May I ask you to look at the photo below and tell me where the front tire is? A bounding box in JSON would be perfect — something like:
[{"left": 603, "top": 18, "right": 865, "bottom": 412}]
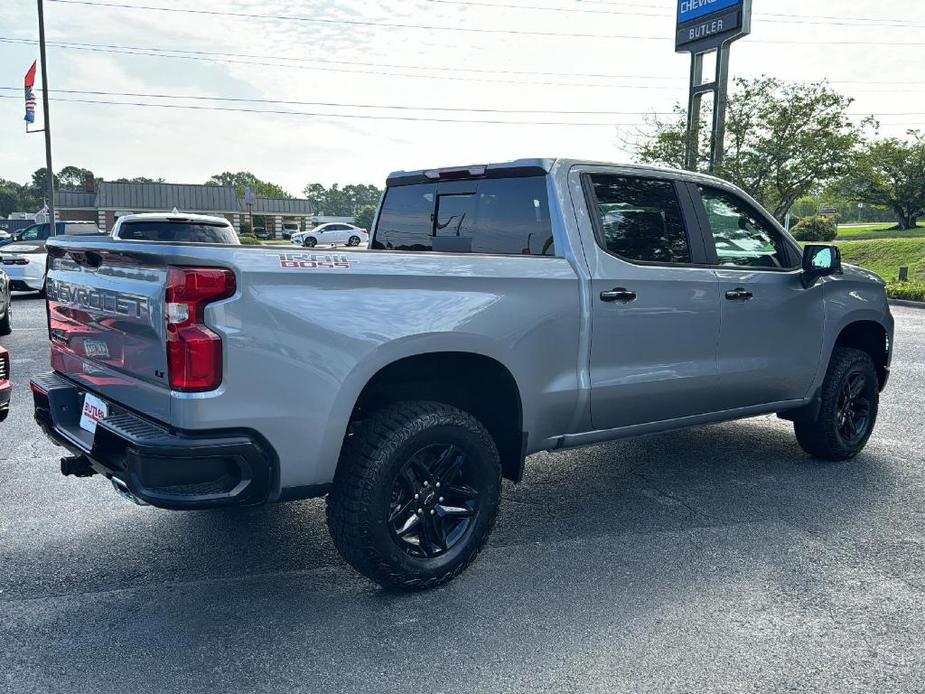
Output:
[
  {"left": 326, "top": 401, "right": 502, "bottom": 590},
  {"left": 302, "top": 237, "right": 317, "bottom": 248},
  {"left": 794, "top": 347, "right": 879, "bottom": 461}
]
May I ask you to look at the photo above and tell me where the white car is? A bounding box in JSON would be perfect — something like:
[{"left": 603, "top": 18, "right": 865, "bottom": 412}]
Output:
[
  {"left": 0, "top": 221, "right": 102, "bottom": 293},
  {"left": 291, "top": 223, "right": 368, "bottom": 248},
  {"left": 111, "top": 213, "right": 239, "bottom": 244}
]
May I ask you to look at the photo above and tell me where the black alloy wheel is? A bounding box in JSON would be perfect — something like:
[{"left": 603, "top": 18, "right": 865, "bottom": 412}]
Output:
[
  {"left": 794, "top": 347, "right": 879, "bottom": 461},
  {"left": 302, "top": 237, "right": 317, "bottom": 248},
  {"left": 836, "top": 371, "right": 872, "bottom": 445},
  {"left": 387, "top": 443, "right": 481, "bottom": 558},
  {"left": 326, "top": 401, "right": 501, "bottom": 590}
]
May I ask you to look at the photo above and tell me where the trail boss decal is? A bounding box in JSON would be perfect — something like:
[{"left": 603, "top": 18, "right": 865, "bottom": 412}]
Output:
[{"left": 273, "top": 252, "right": 351, "bottom": 270}]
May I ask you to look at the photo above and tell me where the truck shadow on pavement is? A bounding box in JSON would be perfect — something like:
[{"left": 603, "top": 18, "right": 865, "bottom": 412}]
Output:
[{"left": 7, "top": 415, "right": 890, "bottom": 599}]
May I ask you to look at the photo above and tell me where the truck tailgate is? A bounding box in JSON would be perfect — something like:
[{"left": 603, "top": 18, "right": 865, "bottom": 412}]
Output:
[{"left": 46, "top": 245, "right": 172, "bottom": 422}]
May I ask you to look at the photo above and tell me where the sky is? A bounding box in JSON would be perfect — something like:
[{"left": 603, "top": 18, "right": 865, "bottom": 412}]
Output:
[{"left": 1, "top": 0, "right": 924, "bottom": 197}]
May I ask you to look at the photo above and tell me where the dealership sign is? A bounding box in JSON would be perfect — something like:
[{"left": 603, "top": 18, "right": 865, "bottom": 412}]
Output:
[{"left": 676, "top": 0, "right": 751, "bottom": 52}]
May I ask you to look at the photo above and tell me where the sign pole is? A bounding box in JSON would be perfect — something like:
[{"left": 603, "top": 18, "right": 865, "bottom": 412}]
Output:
[
  {"left": 709, "top": 43, "right": 731, "bottom": 173},
  {"left": 685, "top": 52, "right": 704, "bottom": 171},
  {"left": 676, "top": 0, "right": 751, "bottom": 174},
  {"left": 37, "top": 0, "right": 55, "bottom": 224}
]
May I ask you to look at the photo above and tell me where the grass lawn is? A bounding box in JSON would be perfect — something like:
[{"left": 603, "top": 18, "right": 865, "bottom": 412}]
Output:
[
  {"left": 835, "top": 237, "right": 925, "bottom": 301},
  {"left": 835, "top": 223, "right": 925, "bottom": 241}
]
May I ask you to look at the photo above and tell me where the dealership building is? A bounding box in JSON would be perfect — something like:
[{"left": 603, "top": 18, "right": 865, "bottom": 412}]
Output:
[{"left": 53, "top": 179, "right": 319, "bottom": 234}]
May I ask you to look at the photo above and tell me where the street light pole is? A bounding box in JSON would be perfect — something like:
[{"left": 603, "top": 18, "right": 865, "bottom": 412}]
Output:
[{"left": 37, "top": 0, "right": 55, "bottom": 225}]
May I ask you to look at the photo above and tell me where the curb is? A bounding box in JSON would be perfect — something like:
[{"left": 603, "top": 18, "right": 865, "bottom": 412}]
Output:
[{"left": 889, "top": 299, "right": 925, "bottom": 310}]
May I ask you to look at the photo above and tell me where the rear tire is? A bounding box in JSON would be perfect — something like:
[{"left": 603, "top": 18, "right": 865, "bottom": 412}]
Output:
[
  {"left": 326, "top": 401, "right": 501, "bottom": 590},
  {"left": 794, "top": 347, "right": 879, "bottom": 461},
  {"left": 348, "top": 235, "right": 361, "bottom": 247}
]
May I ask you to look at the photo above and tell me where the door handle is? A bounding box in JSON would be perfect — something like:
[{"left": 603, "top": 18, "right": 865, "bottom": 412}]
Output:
[
  {"left": 600, "top": 288, "right": 637, "bottom": 303},
  {"left": 725, "top": 288, "right": 753, "bottom": 301}
]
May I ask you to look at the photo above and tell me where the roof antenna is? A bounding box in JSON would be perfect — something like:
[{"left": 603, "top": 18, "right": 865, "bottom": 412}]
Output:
[{"left": 171, "top": 206, "right": 180, "bottom": 214}]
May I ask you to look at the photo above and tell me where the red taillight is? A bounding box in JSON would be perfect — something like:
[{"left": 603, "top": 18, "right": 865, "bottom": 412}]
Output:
[{"left": 165, "top": 267, "right": 236, "bottom": 392}]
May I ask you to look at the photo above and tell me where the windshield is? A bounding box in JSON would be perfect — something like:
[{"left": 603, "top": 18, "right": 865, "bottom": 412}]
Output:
[{"left": 118, "top": 222, "right": 239, "bottom": 244}]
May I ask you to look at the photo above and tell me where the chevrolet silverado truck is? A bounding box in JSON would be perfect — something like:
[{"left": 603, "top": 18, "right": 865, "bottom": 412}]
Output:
[{"left": 31, "top": 159, "right": 894, "bottom": 589}]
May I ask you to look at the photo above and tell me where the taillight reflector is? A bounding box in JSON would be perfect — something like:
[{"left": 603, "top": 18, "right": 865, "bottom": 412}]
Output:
[{"left": 165, "top": 267, "right": 235, "bottom": 392}]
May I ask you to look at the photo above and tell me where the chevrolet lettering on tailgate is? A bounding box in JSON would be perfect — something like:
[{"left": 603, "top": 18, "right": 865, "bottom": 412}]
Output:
[{"left": 46, "top": 279, "right": 151, "bottom": 319}]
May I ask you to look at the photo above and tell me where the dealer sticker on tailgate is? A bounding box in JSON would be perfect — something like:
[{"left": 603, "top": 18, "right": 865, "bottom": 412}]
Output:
[{"left": 79, "top": 393, "right": 108, "bottom": 434}]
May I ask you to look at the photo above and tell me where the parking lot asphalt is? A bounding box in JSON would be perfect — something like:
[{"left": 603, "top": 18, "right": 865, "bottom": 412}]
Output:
[{"left": 1, "top": 293, "right": 924, "bottom": 694}]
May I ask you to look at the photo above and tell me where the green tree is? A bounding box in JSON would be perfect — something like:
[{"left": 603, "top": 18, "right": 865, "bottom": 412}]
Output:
[
  {"left": 303, "top": 182, "right": 382, "bottom": 216},
  {"left": 111, "top": 176, "right": 166, "bottom": 184},
  {"left": 56, "top": 165, "right": 95, "bottom": 189},
  {"left": 835, "top": 133, "right": 925, "bottom": 230},
  {"left": 354, "top": 204, "right": 376, "bottom": 230},
  {"left": 206, "top": 171, "right": 292, "bottom": 199},
  {"left": 0, "top": 179, "right": 40, "bottom": 217},
  {"left": 633, "top": 77, "right": 865, "bottom": 222},
  {"left": 30, "top": 167, "right": 56, "bottom": 200}
]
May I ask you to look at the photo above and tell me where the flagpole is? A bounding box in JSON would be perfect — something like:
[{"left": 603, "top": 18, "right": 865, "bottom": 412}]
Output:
[{"left": 37, "top": 0, "right": 55, "bottom": 225}]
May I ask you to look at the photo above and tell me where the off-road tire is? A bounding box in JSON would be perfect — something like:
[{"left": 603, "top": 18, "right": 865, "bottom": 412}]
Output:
[
  {"left": 795, "top": 347, "right": 879, "bottom": 461},
  {"left": 326, "top": 401, "right": 501, "bottom": 590}
]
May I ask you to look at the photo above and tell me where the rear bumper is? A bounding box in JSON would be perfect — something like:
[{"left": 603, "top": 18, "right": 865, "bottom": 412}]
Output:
[
  {"left": 2, "top": 259, "right": 45, "bottom": 290},
  {"left": 31, "top": 372, "right": 277, "bottom": 510}
]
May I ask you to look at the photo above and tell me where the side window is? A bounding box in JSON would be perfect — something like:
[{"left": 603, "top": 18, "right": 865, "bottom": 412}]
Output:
[
  {"left": 19, "top": 226, "right": 40, "bottom": 241},
  {"left": 589, "top": 175, "right": 692, "bottom": 264},
  {"left": 699, "top": 186, "right": 796, "bottom": 269}
]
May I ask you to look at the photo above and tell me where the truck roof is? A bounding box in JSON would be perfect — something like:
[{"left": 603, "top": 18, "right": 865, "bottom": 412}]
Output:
[
  {"left": 114, "top": 212, "right": 232, "bottom": 226},
  {"left": 386, "top": 158, "right": 732, "bottom": 187}
]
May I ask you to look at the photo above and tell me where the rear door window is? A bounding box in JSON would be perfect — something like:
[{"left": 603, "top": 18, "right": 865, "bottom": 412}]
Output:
[
  {"left": 118, "top": 222, "right": 239, "bottom": 244},
  {"left": 373, "top": 176, "right": 555, "bottom": 256},
  {"left": 588, "top": 175, "right": 692, "bottom": 264}
]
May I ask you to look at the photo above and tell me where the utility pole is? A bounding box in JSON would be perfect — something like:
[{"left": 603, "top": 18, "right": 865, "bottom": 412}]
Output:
[{"left": 37, "top": 0, "right": 55, "bottom": 225}]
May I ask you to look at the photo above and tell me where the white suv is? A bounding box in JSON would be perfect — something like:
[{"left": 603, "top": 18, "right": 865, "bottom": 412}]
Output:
[{"left": 291, "top": 223, "right": 368, "bottom": 248}]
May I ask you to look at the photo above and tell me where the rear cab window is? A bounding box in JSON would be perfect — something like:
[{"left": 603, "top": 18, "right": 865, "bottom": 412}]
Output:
[
  {"left": 118, "top": 221, "right": 239, "bottom": 244},
  {"left": 373, "top": 176, "right": 555, "bottom": 256}
]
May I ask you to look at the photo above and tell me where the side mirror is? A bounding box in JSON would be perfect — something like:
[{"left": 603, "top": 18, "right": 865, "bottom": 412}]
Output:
[{"left": 802, "top": 244, "right": 842, "bottom": 287}]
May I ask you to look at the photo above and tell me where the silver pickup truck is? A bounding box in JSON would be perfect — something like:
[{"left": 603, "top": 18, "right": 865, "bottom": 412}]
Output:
[{"left": 31, "top": 159, "right": 894, "bottom": 589}]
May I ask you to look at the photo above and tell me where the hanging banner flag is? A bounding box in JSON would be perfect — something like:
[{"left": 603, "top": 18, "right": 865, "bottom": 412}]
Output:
[{"left": 24, "top": 60, "right": 37, "bottom": 124}]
